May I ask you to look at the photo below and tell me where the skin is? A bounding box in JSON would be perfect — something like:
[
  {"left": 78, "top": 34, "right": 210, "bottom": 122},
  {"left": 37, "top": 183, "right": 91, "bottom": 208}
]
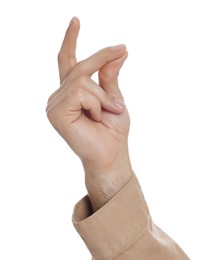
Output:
[{"left": 46, "top": 17, "right": 133, "bottom": 211}]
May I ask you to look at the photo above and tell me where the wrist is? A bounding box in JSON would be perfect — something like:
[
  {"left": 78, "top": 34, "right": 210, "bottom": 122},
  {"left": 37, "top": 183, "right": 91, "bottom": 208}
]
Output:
[{"left": 83, "top": 148, "right": 133, "bottom": 211}]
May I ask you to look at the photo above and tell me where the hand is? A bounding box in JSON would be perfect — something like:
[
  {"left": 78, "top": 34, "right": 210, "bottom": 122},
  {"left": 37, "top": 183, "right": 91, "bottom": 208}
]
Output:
[{"left": 46, "top": 17, "right": 133, "bottom": 210}]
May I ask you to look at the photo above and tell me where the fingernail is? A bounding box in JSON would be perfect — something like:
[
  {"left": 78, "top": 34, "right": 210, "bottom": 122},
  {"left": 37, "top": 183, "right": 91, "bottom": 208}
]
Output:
[
  {"left": 72, "top": 16, "right": 78, "bottom": 23},
  {"left": 113, "top": 99, "right": 126, "bottom": 110},
  {"left": 111, "top": 44, "right": 125, "bottom": 51},
  {"left": 69, "top": 17, "right": 77, "bottom": 25},
  {"left": 69, "top": 18, "right": 74, "bottom": 25}
]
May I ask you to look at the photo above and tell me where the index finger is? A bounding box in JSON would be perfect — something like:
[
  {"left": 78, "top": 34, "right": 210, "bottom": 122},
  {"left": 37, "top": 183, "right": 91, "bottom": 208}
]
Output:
[{"left": 67, "top": 44, "right": 126, "bottom": 82}]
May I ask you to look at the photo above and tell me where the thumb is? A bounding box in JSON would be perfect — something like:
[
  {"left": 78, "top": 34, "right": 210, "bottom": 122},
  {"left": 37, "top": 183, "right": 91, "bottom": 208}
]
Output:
[{"left": 98, "top": 51, "right": 128, "bottom": 99}]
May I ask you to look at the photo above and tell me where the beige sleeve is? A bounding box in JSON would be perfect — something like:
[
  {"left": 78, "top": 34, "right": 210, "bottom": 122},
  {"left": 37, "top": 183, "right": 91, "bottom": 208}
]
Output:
[{"left": 72, "top": 174, "right": 190, "bottom": 260}]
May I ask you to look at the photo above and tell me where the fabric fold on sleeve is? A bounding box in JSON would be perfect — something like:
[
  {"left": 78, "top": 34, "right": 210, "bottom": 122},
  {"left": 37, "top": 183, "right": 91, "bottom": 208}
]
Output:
[{"left": 72, "top": 174, "right": 189, "bottom": 260}]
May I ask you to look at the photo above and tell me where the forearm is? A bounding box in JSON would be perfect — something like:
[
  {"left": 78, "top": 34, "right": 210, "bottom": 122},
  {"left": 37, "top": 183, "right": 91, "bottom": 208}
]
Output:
[{"left": 83, "top": 147, "right": 133, "bottom": 211}]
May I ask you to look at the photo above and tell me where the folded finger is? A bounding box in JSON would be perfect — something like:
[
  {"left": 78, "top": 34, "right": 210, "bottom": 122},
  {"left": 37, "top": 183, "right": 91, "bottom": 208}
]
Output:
[{"left": 99, "top": 51, "right": 128, "bottom": 98}]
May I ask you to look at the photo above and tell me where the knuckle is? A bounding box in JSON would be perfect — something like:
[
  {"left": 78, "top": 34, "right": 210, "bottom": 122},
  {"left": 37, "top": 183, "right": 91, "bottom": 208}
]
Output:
[
  {"left": 99, "top": 47, "right": 110, "bottom": 58},
  {"left": 76, "top": 75, "right": 89, "bottom": 86},
  {"left": 74, "top": 60, "right": 86, "bottom": 73},
  {"left": 47, "top": 92, "right": 55, "bottom": 104},
  {"left": 46, "top": 107, "right": 55, "bottom": 122},
  {"left": 46, "top": 108, "right": 62, "bottom": 133},
  {"left": 95, "top": 50, "right": 108, "bottom": 65},
  {"left": 46, "top": 103, "right": 64, "bottom": 130},
  {"left": 99, "top": 68, "right": 119, "bottom": 81},
  {"left": 68, "top": 54, "right": 76, "bottom": 60},
  {"left": 58, "top": 52, "right": 77, "bottom": 61},
  {"left": 105, "top": 92, "right": 114, "bottom": 103},
  {"left": 57, "top": 52, "right": 62, "bottom": 60},
  {"left": 98, "top": 69, "right": 109, "bottom": 81},
  {"left": 73, "top": 87, "right": 85, "bottom": 101},
  {"left": 57, "top": 52, "right": 66, "bottom": 62}
]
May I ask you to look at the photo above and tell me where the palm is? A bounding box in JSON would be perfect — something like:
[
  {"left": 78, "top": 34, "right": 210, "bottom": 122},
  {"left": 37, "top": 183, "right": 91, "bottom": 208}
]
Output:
[{"left": 64, "top": 105, "right": 130, "bottom": 168}]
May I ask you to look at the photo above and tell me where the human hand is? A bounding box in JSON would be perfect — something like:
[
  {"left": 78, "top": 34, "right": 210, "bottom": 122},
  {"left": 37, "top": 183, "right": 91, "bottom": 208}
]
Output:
[{"left": 46, "top": 17, "right": 133, "bottom": 209}]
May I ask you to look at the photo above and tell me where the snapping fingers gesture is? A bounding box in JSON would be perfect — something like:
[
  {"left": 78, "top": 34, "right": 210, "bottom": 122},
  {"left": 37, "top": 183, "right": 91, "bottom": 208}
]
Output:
[{"left": 46, "top": 17, "right": 132, "bottom": 183}]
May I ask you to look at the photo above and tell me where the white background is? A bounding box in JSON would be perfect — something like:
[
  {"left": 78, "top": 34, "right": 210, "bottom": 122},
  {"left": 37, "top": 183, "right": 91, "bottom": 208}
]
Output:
[{"left": 0, "top": 0, "right": 213, "bottom": 259}]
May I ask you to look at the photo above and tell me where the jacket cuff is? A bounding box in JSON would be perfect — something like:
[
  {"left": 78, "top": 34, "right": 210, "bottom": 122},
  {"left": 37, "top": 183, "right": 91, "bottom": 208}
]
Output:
[{"left": 72, "top": 174, "right": 149, "bottom": 260}]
